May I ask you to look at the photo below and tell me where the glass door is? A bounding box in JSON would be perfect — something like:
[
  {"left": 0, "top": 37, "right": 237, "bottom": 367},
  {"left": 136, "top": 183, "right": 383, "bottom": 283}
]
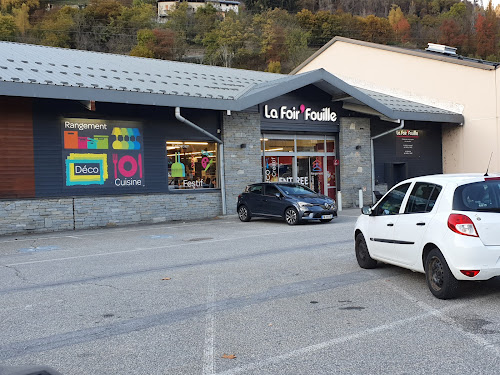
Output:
[
  {"left": 262, "top": 135, "right": 337, "bottom": 197},
  {"left": 297, "top": 156, "right": 325, "bottom": 194}
]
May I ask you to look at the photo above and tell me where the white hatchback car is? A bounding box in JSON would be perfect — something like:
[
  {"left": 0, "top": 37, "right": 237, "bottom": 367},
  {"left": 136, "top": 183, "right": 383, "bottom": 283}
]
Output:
[{"left": 354, "top": 174, "right": 500, "bottom": 299}]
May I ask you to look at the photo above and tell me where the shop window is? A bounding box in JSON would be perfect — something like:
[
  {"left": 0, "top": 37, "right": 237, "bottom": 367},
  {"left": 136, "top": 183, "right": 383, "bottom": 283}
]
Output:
[
  {"left": 265, "top": 139, "right": 294, "bottom": 152},
  {"left": 296, "top": 139, "right": 324, "bottom": 152},
  {"left": 167, "top": 141, "right": 217, "bottom": 190},
  {"left": 263, "top": 156, "right": 293, "bottom": 183}
]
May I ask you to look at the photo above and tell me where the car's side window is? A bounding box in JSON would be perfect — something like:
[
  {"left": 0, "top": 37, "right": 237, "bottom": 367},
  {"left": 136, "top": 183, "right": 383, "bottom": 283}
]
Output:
[
  {"left": 249, "top": 185, "right": 263, "bottom": 195},
  {"left": 265, "top": 185, "right": 280, "bottom": 196},
  {"left": 374, "top": 183, "right": 411, "bottom": 215},
  {"left": 405, "top": 182, "right": 442, "bottom": 214}
]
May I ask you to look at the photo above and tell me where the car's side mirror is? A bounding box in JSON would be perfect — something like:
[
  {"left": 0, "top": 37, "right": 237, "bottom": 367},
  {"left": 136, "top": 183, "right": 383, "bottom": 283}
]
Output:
[
  {"left": 275, "top": 193, "right": 281, "bottom": 199},
  {"left": 361, "top": 205, "right": 372, "bottom": 215}
]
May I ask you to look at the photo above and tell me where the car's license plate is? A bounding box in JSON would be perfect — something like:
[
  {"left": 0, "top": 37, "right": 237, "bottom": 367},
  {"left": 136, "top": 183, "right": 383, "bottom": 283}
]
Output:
[{"left": 321, "top": 214, "right": 333, "bottom": 219}]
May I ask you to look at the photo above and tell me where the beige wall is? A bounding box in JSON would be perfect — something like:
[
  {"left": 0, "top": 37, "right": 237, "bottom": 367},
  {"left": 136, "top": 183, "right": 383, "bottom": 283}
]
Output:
[{"left": 296, "top": 40, "right": 500, "bottom": 174}]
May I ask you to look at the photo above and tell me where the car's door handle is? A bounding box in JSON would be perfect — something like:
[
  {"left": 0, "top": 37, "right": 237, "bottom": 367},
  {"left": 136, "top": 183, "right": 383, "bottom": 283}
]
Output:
[
  {"left": 416, "top": 222, "right": 426, "bottom": 226},
  {"left": 387, "top": 223, "right": 394, "bottom": 227}
]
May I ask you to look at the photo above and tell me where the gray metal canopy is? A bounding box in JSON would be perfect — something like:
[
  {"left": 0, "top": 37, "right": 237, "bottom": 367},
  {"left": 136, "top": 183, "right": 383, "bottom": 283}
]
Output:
[{"left": 0, "top": 41, "right": 464, "bottom": 124}]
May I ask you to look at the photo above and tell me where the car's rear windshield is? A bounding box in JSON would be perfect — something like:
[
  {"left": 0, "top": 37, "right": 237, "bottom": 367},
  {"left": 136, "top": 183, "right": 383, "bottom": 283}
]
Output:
[
  {"left": 279, "top": 184, "right": 316, "bottom": 196},
  {"left": 453, "top": 179, "right": 500, "bottom": 212}
]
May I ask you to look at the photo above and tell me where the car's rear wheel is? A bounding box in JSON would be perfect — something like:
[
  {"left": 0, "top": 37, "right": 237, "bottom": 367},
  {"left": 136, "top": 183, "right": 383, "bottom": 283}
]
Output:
[
  {"left": 238, "top": 205, "right": 251, "bottom": 222},
  {"left": 284, "top": 207, "right": 300, "bottom": 225},
  {"left": 425, "top": 248, "right": 459, "bottom": 299},
  {"left": 355, "top": 233, "right": 377, "bottom": 269}
]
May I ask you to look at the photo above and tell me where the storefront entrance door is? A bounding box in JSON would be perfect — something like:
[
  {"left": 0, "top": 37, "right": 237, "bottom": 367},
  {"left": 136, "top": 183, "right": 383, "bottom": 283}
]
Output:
[{"left": 262, "top": 135, "right": 337, "bottom": 199}]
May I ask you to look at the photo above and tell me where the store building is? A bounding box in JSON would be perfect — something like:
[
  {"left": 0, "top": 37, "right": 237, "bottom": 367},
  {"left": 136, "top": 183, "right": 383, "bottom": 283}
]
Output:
[
  {"left": 292, "top": 37, "right": 500, "bottom": 181},
  {"left": 0, "top": 42, "right": 462, "bottom": 235}
]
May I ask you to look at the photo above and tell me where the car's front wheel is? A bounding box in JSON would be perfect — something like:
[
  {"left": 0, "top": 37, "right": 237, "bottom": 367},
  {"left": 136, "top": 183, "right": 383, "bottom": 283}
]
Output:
[
  {"left": 237, "top": 205, "right": 251, "bottom": 222},
  {"left": 355, "top": 233, "right": 377, "bottom": 269},
  {"left": 425, "top": 248, "right": 459, "bottom": 299},
  {"left": 284, "top": 207, "right": 300, "bottom": 225}
]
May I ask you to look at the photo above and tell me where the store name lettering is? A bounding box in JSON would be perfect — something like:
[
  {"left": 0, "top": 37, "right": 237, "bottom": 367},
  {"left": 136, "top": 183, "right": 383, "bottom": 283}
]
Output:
[
  {"left": 263, "top": 105, "right": 337, "bottom": 122},
  {"left": 183, "top": 179, "right": 204, "bottom": 188},
  {"left": 396, "top": 130, "right": 419, "bottom": 137},
  {"left": 65, "top": 121, "right": 108, "bottom": 131}
]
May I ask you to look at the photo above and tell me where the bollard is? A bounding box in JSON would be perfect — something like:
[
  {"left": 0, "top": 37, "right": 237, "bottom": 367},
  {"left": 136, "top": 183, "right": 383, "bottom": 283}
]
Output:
[
  {"left": 337, "top": 191, "right": 342, "bottom": 212},
  {"left": 359, "top": 189, "right": 363, "bottom": 208}
]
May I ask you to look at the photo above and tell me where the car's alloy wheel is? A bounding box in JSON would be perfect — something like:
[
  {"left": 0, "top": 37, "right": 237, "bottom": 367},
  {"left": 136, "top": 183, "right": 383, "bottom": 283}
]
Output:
[
  {"left": 238, "top": 205, "right": 251, "bottom": 222},
  {"left": 355, "top": 233, "right": 377, "bottom": 269},
  {"left": 425, "top": 248, "right": 459, "bottom": 299},
  {"left": 285, "top": 207, "right": 299, "bottom": 225}
]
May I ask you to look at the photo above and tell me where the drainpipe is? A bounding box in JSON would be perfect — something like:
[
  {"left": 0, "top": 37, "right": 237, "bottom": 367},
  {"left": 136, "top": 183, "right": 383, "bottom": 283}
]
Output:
[
  {"left": 175, "top": 107, "right": 226, "bottom": 215},
  {"left": 370, "top": 120, "right": 404, "bottom": 202}
]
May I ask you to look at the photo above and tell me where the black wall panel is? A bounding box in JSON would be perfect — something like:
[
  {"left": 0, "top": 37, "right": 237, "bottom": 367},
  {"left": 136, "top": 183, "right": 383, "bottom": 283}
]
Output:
[
  {"left": 33, "top": 99, "right": 220, "bottom": 197},
  {"left": 372, "top": 119, "right": 443, "bottom": 188}
]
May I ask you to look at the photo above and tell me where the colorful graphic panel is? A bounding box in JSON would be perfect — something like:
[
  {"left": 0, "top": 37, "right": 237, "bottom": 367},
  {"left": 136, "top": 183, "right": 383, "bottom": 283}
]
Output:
[{"left": 62, "top": 118, "right": 145, "bottom": 189}]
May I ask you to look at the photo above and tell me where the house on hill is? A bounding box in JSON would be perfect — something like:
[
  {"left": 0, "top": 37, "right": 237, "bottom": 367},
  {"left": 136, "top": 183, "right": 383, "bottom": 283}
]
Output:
[{"left": 157, "top": 0, "right": 239, "bottom": 20}]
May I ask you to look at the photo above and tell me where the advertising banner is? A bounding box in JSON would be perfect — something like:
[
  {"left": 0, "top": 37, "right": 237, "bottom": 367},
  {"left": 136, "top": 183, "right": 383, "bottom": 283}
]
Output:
[
  {"left": 396, "top": 129, "right": 420, "bottom": 157},
  {"left": 62, "top": 118, "right": 145, "bottom": 189}
]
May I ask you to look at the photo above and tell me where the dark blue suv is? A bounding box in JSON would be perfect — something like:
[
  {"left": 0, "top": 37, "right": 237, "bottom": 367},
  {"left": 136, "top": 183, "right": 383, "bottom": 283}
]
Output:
[{"left": 237, "top": 182, "right": 337, "bottom": 225}]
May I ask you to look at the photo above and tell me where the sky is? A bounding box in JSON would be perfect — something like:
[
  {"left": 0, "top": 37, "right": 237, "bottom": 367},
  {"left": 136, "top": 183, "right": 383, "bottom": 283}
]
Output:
[{"left": 476, "top": 0, "right": 500, "bottom": 8}]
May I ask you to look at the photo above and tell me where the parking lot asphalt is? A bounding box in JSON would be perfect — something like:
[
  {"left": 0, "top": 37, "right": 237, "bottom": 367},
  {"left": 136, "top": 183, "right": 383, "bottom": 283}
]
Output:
[{"left": 1, "top": 209, "right": 500, "bottom": 375}]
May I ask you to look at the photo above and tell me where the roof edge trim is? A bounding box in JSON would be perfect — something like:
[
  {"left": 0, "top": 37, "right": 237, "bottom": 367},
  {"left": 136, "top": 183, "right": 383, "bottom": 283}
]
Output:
[{"left": 291, "top": 36, "right": 497, "bottom": 74}]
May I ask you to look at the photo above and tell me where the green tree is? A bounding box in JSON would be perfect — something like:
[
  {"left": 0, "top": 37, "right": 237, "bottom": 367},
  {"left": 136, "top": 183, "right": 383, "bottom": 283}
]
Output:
[
  {"left": 388, "top": 5, "right": 411, "bottom": 43},
  {"left": 35, "top": 6, "right": 76, "bottom": 47},
  {"left": 0, "top": 13, "right": 17, "bottom": 40},
  {"left": 203, "top": 12, "right": 252, "bottom": 67},
  {"left": 193, "top": 4, "right": 220, "bottom": 44},
  {"left": 12, "top": 3, "right": 30, "bottom": 36},
  {"left": 360, "top": 15, "right": 394, "bottom": 44},
  {"left": 130, "top": 28, "right": 155, "bottom": 57},
  {"left": 107, "top": 1, "right": 154, "bottom": 53},
  {"left": 1, "top": 0, "right": 38, "bottom": 13}
]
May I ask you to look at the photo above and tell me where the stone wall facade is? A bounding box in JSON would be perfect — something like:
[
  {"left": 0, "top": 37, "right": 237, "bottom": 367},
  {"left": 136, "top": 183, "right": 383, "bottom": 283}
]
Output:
[
  {"left": 0, "top": 192, "right": 221, "bottom": 236},
  {"left": 222, "top": 111, "right": 263, "bottom": 214},
  {"left": 339, "top": 117, "right": 372, "bottom": 208}
]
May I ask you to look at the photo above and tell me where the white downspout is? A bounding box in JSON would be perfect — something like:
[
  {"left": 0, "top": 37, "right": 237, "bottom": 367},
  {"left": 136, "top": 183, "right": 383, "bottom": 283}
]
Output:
[
  {"left": 370, "top": 120, "right": 404, "bottom": 201},
  {"left": 175, "top": 107, "right": 226, "bottom": 215}
]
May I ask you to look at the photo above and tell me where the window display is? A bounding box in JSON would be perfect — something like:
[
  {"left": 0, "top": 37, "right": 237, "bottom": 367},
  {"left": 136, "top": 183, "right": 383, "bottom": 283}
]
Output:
[{"left": 167, "top": 141, "right": 218, "bottom": 190}]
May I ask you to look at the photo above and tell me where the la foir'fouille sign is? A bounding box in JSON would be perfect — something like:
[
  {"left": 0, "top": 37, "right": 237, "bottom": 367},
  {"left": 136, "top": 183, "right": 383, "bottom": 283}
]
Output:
[
  {"left": 62, "top": 118, "right": 145, "bottom": 189},
  {"left": 262, "top": 104, "right": 338, "bottom": 123}
]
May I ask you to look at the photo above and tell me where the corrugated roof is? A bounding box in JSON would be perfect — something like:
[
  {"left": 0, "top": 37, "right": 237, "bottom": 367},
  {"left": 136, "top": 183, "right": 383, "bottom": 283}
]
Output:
[
  {"left": 0, "top": 41, "right": 463, "bottom": 123},
  {"left": 0, "top": 41, "right": 284, "bottom": 109}
]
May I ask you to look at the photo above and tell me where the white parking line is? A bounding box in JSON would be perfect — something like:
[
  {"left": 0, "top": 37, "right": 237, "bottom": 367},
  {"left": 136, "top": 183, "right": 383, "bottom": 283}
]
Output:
[
  {"left": 214, "top": 303, "right": 464, "bottom": 375},
  {"left": 203, "top": 275, "right": 216, "bottom": 375},
  {"left": 386, "top": 282, "right": 500, "bottom": 357}
]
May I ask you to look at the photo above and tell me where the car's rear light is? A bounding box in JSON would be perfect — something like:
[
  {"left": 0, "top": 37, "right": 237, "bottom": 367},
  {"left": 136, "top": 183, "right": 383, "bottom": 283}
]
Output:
[
  {"left": 460, "top": 270, "right": 480, "bottom": 277},
  {"left": 238, "top": 194, "right": 242, "bottom": 199},
  {"left": 485, "top": 177, "right": 500, "bottom": 181},
  {"left": 447, "top": 214, "right": 478, "bottom": 237}
]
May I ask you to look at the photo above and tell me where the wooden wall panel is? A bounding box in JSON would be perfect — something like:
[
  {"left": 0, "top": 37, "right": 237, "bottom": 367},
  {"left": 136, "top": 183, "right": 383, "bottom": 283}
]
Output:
[{"left": 0, "top": 96, "right": 35, "bottom": 198}]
